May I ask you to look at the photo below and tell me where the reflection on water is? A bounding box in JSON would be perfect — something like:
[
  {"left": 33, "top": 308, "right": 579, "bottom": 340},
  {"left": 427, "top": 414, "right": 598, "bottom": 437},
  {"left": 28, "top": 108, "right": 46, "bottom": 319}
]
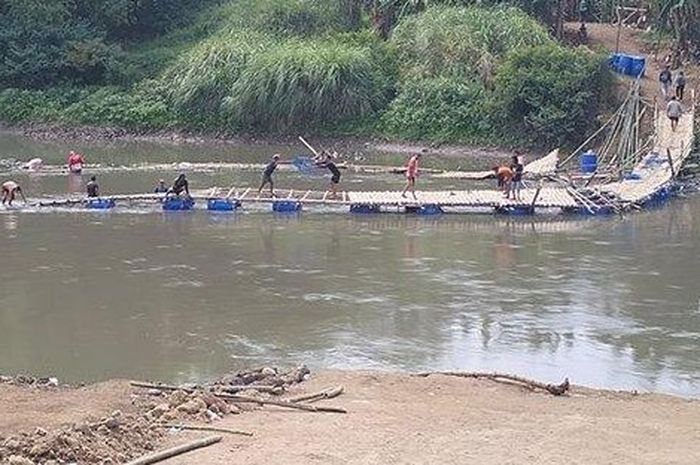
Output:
[{"left": 0, "top": 135, "right": 699, "bottom": 396}]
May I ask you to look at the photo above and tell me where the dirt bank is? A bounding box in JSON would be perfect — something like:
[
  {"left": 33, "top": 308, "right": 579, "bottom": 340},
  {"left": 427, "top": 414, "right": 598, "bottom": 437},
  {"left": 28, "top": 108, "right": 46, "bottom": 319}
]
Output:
[{"left": 2, "top": 370, "right": 700, "bottom": 465}]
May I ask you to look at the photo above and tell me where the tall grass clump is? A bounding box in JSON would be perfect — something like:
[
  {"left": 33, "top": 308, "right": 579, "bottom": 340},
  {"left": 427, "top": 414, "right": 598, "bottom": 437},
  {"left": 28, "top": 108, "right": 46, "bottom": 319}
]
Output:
[
  {"left": 390, "top": 5, "right": 549, "bottom": 79},
  {"left": 162, "top": 30, "right": 272, "bottom": 126},
  {"left": 225, "top": 39, "right": 394, "bottom": 130},
  {"left": 200, "top": 0, "right": 344, "bottom": 38}
]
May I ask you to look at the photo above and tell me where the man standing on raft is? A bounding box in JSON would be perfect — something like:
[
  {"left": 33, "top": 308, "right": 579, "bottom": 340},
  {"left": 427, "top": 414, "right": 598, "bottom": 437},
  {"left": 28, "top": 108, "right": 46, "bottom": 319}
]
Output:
[
  {"left": 258, "top": 154, "right": 281, "bottom": 197},
  {"left": 315, "top": 151, "right": 341, "bottom": 199},
  {"left": 401, "top": 153, "right": 421, "bottom": 200},
  {"left": 2, "top": 180, "right": 26, "bottom": 206}
]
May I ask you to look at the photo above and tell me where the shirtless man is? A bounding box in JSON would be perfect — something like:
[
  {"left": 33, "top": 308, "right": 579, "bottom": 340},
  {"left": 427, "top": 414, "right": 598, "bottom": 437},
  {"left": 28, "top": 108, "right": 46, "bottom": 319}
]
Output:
[
  {"left": 2, "top": 181, "right": 26, "bottom": 206},
  {"left": 401, "top": 153, "right": 422, "bottom": 200}
]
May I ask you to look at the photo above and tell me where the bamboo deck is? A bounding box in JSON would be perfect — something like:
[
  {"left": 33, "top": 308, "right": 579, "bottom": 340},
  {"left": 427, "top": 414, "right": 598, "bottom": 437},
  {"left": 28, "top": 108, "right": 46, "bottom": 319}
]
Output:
[{"left": 600, "top": 107, "right": 695, "bottom": 203}]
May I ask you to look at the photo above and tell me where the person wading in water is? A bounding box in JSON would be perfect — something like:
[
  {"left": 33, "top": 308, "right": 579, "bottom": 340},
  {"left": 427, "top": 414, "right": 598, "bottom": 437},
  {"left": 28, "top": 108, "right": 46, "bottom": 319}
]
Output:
[{"left": 86, "top": 176, "right": 99, "bottom": 198}]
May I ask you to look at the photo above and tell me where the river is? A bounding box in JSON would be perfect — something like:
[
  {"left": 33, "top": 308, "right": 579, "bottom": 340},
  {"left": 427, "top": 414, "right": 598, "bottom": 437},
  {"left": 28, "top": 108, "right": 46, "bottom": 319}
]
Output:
[{"left": 1, "top": 133, "right": 699, "bottom": 396}]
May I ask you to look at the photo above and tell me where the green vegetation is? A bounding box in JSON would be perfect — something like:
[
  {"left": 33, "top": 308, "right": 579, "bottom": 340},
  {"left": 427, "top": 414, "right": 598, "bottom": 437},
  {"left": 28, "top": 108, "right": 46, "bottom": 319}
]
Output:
[{"left": 0, "top": 0, "right": 614, "bottom": 149}]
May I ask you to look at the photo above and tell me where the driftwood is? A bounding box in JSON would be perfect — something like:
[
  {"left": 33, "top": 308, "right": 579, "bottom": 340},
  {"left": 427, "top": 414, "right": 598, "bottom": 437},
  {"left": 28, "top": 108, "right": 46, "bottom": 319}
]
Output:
[
  {"left": 130, "top": 381, "right": 282, "bottom": 395},
  {"left": 413, "top": 372, "right": 570, "bottom": 396},
  {"left": 288, "top": 386, "right": 344, "bottom": 404},
  {"left": 123, "top": 435, "right": 222, "bottom": 465},
  {"left": 216, "top": 392, "right": 347, "bottom": 413},
  {"left": 130, "top": 381, "right": 343, "bottom": 412},
  {"left": 157, "top": 423, "right": 253, "bottom": 436}
]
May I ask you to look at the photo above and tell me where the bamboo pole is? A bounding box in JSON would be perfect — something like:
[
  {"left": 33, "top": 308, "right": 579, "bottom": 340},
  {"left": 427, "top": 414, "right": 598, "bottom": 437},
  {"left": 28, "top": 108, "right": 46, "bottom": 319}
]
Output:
[
  {"left": 156, "top": 424, "right": 253, "bottom": 436},
  {"left": 123, "top": 436, "right": 222, "bottom": 465}
]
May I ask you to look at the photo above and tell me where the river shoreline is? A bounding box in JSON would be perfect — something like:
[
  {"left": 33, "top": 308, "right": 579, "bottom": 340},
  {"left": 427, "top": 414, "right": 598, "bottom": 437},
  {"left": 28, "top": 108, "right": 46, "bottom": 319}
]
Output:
[
  {"left": 0, "top": 122, "right": 522, "bottom": 160},
  {"left": 2, "top": 369, "right": 700, "bottom": 464}
]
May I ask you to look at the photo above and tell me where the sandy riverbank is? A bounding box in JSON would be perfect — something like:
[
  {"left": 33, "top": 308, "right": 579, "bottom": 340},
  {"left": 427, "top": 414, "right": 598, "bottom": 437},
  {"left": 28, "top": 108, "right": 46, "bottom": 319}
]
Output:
[{"left": 2, "top": 370, "right": 700, "bottom": 465}]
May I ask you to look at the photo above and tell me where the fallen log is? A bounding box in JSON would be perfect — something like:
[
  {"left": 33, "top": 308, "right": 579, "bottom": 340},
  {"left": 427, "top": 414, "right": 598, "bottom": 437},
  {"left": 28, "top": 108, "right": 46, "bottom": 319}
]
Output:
[
  {"left": 123, "top": 435, "right": 221, "bottom": 465},
  {"left": 216, "top": 393, "right": 347, "bottom": 413},
  {"left": 156, "top": 423, "right": 253, "bottom": 436},
  {"left": 288, "top": 386, "right": 344, "bottom": 404},
  {"left": 413, "top": 372, "right": 570, "bottom": 396},
  {"left": 130, "top": 381, "right": 281, "bottom": 395}
]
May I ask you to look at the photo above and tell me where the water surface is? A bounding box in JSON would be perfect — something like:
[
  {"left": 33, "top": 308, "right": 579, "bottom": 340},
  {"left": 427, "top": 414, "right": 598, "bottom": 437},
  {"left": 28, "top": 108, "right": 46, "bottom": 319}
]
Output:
[{"left": 1, "top": 134, "right": 699, "bottom": 396}]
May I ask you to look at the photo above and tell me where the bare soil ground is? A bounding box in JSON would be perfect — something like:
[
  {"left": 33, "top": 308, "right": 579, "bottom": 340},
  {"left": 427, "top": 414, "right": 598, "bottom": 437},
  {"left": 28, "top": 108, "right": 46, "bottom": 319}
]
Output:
[{"left": 3, "top": 371, "right": 700, "bottom": 465}]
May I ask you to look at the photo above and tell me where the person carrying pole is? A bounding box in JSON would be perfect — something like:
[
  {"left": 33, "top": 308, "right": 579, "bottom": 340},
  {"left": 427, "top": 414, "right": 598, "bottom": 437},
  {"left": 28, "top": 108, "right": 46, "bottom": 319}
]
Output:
[
  {"left": 315, "top": 151, "right": 341, "bottom": 199},
  {"left": 401, "top": 153, "right": 422, "bottom": 200}
]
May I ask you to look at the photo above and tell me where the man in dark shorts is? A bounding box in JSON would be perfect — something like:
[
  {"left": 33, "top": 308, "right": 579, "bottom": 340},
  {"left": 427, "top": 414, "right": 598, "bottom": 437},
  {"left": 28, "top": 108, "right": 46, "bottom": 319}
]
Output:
[
  {"left": 316, "top": 152, "right": 341, "bottom": 199},
  {"left": 2, "top": 180, "right": 26, "bottom": 206},
  {"left": 508, "top": 155, "right": 524, "bottom": 201},
  {"left": 169, "top": 173, "right": 190, "bottom": 197},
  {"left": 666, "top": 96, "right": 682, "bottom": 131},
  {"left": 258, "top": 154, "right": 281, "bottom": 196},
  {"left": 86, "top": 176, "right": 99, "bottom": 198}
]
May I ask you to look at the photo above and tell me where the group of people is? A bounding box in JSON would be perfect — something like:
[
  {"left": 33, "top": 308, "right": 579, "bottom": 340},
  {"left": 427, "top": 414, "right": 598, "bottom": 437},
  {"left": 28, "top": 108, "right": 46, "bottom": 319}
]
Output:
[
  {"left": 660, "top": 66, "right": 686, "bottom": 132},
  {"left": 3, "top": 147, "right": 530, "bottom": 208},
  {"left": 257, "top": 151, "right": 424, "bottom": 200},
  {"left": 257, "top": 151, "right": 343, "bottom": 199},
  {"left": 492, "top": 155, "right": 525, "bottom": 201}
]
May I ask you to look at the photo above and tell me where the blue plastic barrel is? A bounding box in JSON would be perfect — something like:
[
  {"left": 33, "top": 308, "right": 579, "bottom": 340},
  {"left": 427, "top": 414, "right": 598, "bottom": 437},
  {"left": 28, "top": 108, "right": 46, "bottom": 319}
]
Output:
[
  {"left": 609, "top": 53, "right": 622, "bottom": 73},
  {"left": 350, "top": 204, "right": 380, "bottom": 214},
  {"left": 580, "top": 150, "right": 598, "bottom": 173},
  {"left": 627, "top": 55, "right": 645, "bottom": 77},
  {"left": 207, "top": 198, "right": 240, "bottom": 212},
  {"left": 272, "top": 200, "right": 301, "bottom": 213},
  {"left": 86, "top": 198, "right": 115, "bottom": 210},
  {"left": 163, "top": 197, "right": 195, "bottom": 211},
  {"left": 417, "top": 204, "right": 443, "bottom": 215},
  {"left": 618, "top": 54, "right": 632, "bottom": 75}
]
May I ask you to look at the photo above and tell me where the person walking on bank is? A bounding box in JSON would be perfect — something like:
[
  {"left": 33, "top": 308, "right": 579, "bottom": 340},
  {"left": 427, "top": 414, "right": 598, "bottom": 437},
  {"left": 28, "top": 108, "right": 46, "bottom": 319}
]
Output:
[
  {"left": 401, "top": 153, "right": 422, "bottom": 200},
  {"left": 659, "top": 66, "right": 672, "bottom": 99},
  {"left": 674, "top": 70, "right": 686, "bottom": 101},
  {"left": 86, "top": 176, "right": 99, "bottom": 198},
  {"left": 258, "top": 154, "right": 281, "bottom": 197},
  {"left": 667, "top": 96, "right": 683, "bottom": 131}
]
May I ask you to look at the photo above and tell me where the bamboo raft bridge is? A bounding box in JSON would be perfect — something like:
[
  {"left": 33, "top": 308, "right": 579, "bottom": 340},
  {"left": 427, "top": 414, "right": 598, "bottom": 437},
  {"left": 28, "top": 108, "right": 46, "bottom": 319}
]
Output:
[{"left": 24, "top": 88, "right": 697, "bottom": 216}]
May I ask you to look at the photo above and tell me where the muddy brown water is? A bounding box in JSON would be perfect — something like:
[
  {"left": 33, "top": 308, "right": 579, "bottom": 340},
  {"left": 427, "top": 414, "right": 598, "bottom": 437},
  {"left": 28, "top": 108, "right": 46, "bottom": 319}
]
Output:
[{"left": 1, "top": 133, "right": 699, "bottom": 397}]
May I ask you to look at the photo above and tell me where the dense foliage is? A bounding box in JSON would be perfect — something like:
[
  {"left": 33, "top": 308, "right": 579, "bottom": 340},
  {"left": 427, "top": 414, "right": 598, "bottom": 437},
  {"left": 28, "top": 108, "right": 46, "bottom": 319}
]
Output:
[{"left": 0, "top": 0, "right": 614, "bottom": 148}]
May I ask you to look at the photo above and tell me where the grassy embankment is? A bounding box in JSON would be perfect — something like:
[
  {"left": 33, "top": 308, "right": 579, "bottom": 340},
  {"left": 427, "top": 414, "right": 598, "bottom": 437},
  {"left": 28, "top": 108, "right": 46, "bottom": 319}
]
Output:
[{"left": 0, "top": 0, "right": 613, "bottom": 149}]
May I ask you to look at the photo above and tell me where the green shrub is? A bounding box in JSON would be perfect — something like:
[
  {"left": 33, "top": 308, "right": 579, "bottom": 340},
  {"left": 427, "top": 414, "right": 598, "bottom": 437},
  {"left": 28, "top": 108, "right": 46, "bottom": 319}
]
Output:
[
  {"left": 390, "top": 5, "right": 549, "bottom": 79},
  {"left": 495, "top": 44, "right": 612, "bottom": 147},
  {"left": 225, "top": 39, "right": 394, "bottom": 131},
  {"left": 380, "top": 77, "right": 494, "bottom": 143},
  {"left": 58, "top": 83, "right": 172, "bottom": 129}
]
